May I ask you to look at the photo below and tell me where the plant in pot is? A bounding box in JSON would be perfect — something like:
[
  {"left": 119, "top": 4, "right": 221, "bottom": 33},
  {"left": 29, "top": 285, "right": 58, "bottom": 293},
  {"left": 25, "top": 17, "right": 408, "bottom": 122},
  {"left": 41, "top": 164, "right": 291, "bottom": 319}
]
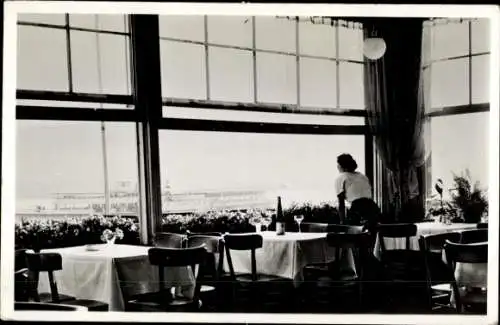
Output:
[
  {"left": 426, "top": 179, "right": 459, "bottom": 223},
  {"left": 449, "top": 170, "right": 488, "bottom": 224}
]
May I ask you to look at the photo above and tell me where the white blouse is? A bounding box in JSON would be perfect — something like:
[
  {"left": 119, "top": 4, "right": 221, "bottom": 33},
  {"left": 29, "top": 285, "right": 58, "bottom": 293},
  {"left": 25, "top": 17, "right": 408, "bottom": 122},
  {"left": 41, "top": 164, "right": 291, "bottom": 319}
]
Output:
[{"left": 335, "top": 172, "right": 372, "bottom": 203}]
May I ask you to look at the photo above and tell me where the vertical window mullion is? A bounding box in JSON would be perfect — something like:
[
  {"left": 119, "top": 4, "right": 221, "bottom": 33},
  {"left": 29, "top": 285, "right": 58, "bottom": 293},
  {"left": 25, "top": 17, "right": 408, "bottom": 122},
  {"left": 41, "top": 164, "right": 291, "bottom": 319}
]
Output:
[
  {"left": 468, "top": 20, "right": 472, "bottom": 106},
  {"left": 252, "top": 16, "right": 257, "bottom": 103},
  {"left": 204, "top": 15, "right": 210, "bottom": 100},
  {"left": 65, "top": 13, "right": 73, "bottom": 93},
  {"left": 335, "top": 21, "right": 340, "bottom": 109},
  {"left": 295, "top": 17, "right": 300, "bottom": 108}
]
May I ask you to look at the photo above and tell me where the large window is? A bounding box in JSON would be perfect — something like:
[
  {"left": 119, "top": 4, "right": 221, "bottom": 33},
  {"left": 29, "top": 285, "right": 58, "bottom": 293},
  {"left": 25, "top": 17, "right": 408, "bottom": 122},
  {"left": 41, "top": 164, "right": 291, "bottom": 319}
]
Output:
[
  {"left": 16, "top": 121, "right": 139, "bottom": 215},
  {"left": 16, "top": 14, "right": 137, "bottom": 218},
  {"left": 424, "top": 18, "right": 490, "bottom": 194},
  {"left": 159, "top": 16, "right": 365, "bottom": 113},
  {"left": 15, "top": 14, "right": 368, "bottom": 219},
  {"left": 157, "top": 15, "right": 367, "bottom": 212},
  {"left": 159, "top": 131, "right": 365, "bottom": 212}
]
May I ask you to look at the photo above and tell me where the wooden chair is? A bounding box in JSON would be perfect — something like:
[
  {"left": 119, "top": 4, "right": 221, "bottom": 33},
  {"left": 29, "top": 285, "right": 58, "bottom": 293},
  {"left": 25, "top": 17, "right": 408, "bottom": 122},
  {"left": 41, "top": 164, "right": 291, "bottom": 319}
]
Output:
[
  {"left": 302, "top": 231, "right": 372, "bottom": 313},
  {"left": 120, "top": 246, "right": 207, "bottom": 312},
  {"left": 476, "top": 223, "right": 488, "bottom": 230},
  {"left": 186, "top": 234, "right": 225, "bottom": 311},
  {"left": 15, "top": 302, "right": 88, "bottom": 311},
  {"left": 376, "top": 223, "right": 428, "bottom": 312},
  {"left": 223, "top": 233, "right": 294, "bottom": 312},
  {"left": 303, "top": 224, "right": 364, "bottom": 277},
  {"left": 25, "top": 252, "right": 109, "bottom": 311},
  {"left": 15, "top": 249, "right": 30, "bottom": 301},
  {"left": 419, "top": 232, "right": 462, "bottom": 312},
  {"left": 459, "top": 229, "right": 488, "bottom": 244},
  {"left": 154, "top": 232, "right": 186, "bottom": 248},
  {"left": 444, "top": 240, "right": 488, "bottom": 314}
]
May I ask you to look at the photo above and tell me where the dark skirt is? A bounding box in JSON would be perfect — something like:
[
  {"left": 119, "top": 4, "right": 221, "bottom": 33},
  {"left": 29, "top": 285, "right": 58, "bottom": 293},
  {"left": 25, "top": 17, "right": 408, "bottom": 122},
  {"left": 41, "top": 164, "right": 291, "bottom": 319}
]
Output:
[{"left": 346, "top": 197, "right": 381, "bottom": 231}]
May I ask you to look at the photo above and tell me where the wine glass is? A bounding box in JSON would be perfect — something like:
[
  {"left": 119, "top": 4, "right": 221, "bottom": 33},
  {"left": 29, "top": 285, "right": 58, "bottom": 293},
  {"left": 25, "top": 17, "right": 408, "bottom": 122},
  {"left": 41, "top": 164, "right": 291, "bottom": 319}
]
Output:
[
  {"left": 261, "top": 210, "right": 273, "bottom": 231},
  {"left": 249, "top": 210, "right": 263, "bottom": 233},
  {"left": 294, "top": 214, "right": 304, "bottom": 233}
]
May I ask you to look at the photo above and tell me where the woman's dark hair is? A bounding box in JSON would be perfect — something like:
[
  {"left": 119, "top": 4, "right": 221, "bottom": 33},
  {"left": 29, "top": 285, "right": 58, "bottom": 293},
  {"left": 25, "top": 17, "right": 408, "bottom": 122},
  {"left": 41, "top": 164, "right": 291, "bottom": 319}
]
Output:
[{"left": 337, "top": 154, "right": 358, "bottom": 172}]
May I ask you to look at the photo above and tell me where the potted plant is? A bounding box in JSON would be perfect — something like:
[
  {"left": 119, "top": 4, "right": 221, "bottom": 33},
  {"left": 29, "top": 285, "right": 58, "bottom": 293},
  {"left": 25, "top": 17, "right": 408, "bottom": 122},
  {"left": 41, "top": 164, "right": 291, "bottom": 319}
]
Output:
[{"left": 449, "top": 170, "right": 488, "bottom": 224}]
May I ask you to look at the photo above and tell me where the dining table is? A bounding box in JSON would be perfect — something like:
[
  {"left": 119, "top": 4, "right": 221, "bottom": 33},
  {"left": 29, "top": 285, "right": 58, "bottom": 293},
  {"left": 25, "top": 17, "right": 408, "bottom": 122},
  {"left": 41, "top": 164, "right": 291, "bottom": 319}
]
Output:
[
  {"left": 36, "top": 244, "right": 196, "bottom": 311},
  {"left": 222, "top": 231, "right": 353, "bottom": 286},
  {"left": 373, "top": 222, "right": 479, "bottom": 258}
]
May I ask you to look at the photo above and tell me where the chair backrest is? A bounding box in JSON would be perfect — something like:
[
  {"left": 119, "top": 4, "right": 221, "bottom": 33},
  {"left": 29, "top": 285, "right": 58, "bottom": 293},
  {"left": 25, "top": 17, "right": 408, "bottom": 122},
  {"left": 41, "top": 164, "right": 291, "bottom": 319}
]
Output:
[
  {"left": 148, "top": 246, "right": 208, "bottom": 305},
  {"left": 25, "top": 252, "right": 62, "bottom": 272},
  {"left": 25, "top": 252, "right": 63, "bottom": 302},
  {"left": 477, "top": 223, "right": 488, "bottom": 230},
  {"left": 148, "top": 246, "right": 208, "bottom": 267},
  {"left": 377, "top": 223, "right": 417, "bottom": 252},
  {"left": 187, "top": 231, "right": 222, "bottom": 238},
  {"left": 223, "top": 233, "right": 263, "bottom": 282},
  {"left": 419, "top": 232, "right": 461, "bottom": 255},
  {"left": 15, "top": 302, "right": 87, "bottom": 311},
  {"left": 444, "top": 240, "right": 488, "bottom": 265},
  {"left": 154, "top": 232, "right": 186, "bottom": 248},
  {"left": 459, "top": 229, "right": 488, "bottom": 244},
  {"left": 300, "top": 222, "right": 329, "bottom": 233},
  {"left": 187, "top": 235, "right": 225, "bottom": 281},
  {"left": 15, "top": 249, "right": 28, "bottom": 271}
]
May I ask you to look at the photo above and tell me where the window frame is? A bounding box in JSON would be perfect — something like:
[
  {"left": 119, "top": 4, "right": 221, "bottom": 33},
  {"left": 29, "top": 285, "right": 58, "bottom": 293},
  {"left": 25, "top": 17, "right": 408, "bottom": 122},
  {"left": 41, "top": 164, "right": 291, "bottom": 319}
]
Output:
[{"left": 15, "top": 14, "right": 373, "bottom": 245}]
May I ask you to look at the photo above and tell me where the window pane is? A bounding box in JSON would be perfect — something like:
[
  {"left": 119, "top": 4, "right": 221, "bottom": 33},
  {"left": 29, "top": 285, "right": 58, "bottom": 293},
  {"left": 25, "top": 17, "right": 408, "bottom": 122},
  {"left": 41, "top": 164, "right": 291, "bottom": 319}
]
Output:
[
  {"left": 430, "top": 112, "right": 489, "bottom": 196},
  {"left": 430, "top": 58, "right": 469, "bottom": 108},
  {"left": 207, "top": 15, "right": 252, "bottom": 48},
  {"left": 71, "top": 31, "right": 131, "bottom": 94},
  {"left": 16, "top": 121, "right": 139, "bottom": 215},
  {"left": 256, "top": 53, "right": 296, "bottom": 104},
  {"left": 471, "top": 19, "right": 490, "bottom": 54},
  {"left": 17, "top": 26, "right": 68, "bottom": 91},
  {"left": 18, "top": 13, "right": 66, "bottom": 25},
  {"left": 255, "top": 16, "right": 296, "bottom": 53},
  {"left": 298, "top": 21, "right": 336, "bottom": 58},
  {"left": 339, "top": 62, "right": 365, "bottom": 109},
  {"left": 431, "top": 22, "right": 469, "bottom": 60},
  {"left": 471, "top": 54, "right": 490, "bottom": 104},
  {"left": 159, "top": 130, "right": 365, "bottom": 211},
  {"left": 338, "top": 26, "right": 363, "bottom": 61},
  {"left": 159, "top": 15, "right": 204, "bottom": 42},
  {"left": 160, "top": 41, "right": 206, "bottom": 99},
  {"left": 208, "top": 47, "right": 253, "bottom": 102},
  {"left": 299, "top": 58, "right": 336, "bottom": 109},
  {"left": 69, "top": 14, "right": 128, "bottom": 33},
  {"left": 163, "top": 106, "right": 364, "bottom": 125}
]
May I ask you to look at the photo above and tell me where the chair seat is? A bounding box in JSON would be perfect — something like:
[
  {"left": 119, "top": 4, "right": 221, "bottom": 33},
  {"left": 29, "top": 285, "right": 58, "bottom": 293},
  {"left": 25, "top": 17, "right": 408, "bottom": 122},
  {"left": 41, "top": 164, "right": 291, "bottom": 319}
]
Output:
[
  {"left": 61, "top": 299, "right": 109, "bottom": 311},
  {"left": 432, "top": 283, "right": 452, "bottom": 292},
  {"left": 37, "top": 292, "right": 76, "bottom": 303},
  {"left": 128, "top": 291, "right": 198, "bottom": 312},
  {"left": 200, "top": 285, "right": 216, "bottom": 293},
  {"left": 234, "top": 273, "right": 291, "bottom": 283}
]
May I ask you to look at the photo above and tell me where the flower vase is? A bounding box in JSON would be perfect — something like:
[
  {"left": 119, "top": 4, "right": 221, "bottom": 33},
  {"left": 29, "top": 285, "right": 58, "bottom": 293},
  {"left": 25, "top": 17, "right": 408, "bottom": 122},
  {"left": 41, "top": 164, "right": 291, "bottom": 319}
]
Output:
[
  {"left": 255, "top": 224, "right": 262, "bottom": 233},
  {"left": 106, "top": 236, "right": 116, "bottom": 246}
]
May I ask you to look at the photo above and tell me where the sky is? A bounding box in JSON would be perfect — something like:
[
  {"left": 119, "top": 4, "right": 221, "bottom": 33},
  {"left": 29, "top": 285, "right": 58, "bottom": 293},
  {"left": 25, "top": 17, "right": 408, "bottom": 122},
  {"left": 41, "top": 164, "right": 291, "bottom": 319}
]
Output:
[{"left": 14, "top": 15, "right": 491, "bottom": 206}]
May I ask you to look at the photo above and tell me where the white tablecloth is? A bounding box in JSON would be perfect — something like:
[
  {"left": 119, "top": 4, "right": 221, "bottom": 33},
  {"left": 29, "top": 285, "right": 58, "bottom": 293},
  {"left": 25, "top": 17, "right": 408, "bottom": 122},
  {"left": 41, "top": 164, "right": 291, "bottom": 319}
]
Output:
[
  {"left": 37, "top": 244, "right": 195, "bottom": 311},
  {"left": 223, "top": 232, "right": 345, "bottom": 286},
  {"left": 373, "top": 222, "right": 478, "bottom": 258}
]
